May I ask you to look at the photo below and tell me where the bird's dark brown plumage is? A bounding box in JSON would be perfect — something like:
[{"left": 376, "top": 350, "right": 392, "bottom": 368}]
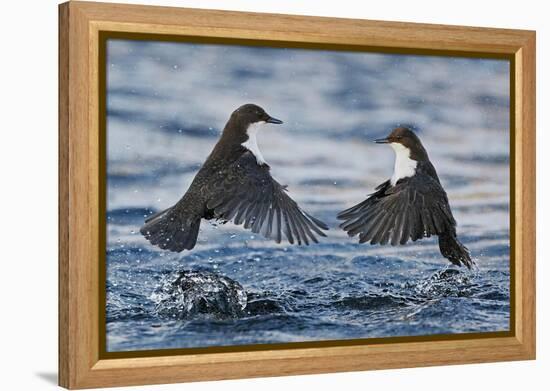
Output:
[
  {"left": 140, "top": 104, "right": 328, "bottom": 252},
  {"left": 338, "top": 127, "right": 473, "bottom": 268}
]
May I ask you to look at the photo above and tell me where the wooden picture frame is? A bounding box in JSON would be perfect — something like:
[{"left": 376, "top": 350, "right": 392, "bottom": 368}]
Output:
[{"left": 59, "top": 1, "right": 536, "bottom": 389}]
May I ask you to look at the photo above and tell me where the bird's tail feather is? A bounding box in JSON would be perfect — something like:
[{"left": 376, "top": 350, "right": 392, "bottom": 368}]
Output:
[
  {"left": 140, "top": 206, "right": 201, "bottom": 252},
  {"left": 438, "top": 231, "right": 473, "bottom": 269}
]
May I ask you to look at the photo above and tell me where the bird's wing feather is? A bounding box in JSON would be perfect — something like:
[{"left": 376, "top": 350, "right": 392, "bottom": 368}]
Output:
[
  {"left": 337, "top": 175, "right": 456, "bottom": 246},
  {"left": 206, "top": 152, "right": 328, "bottom": 245}
]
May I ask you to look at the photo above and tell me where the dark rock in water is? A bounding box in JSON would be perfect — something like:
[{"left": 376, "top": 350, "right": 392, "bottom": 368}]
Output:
[
  {"left": 334, "top": 294, "right": 410, "bottom": 311},
  {"left": 245, "top": 298, "right": 285, "bottom": 315},
  {"left": 151, "top": 270, "right": 247, "bottom": 319}
]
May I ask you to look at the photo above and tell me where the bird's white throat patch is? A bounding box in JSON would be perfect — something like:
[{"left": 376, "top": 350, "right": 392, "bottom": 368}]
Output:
[
  {"left": 242, "top": 121, "right": 267, "bottom": 165},
  {"left": 390, "top": 143, "right": 417, "bottom": 185}
]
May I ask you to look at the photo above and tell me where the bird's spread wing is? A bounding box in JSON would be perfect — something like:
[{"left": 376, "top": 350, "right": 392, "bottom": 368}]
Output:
[
  {"left": 205, "top": 152, "right": 328, "bottom": 245},
  {"left": 337, "top": 176, "right": 456, "bottom": 246}
]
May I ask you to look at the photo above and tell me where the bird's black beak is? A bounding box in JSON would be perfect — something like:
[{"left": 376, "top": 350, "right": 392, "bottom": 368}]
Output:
[
  {"left": 374, "top": 137, "right": 390, "bottom": 144},
  {"left": 266, "top": 116, "right": 283, "bottom": 125}
]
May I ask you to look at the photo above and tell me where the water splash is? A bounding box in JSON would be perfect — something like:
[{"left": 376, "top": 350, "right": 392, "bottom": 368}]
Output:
[
  {"left": 413, "top": 267, "right": 477, "bottom": 298},
  {"left": 151, "top": 270, "right": 248, "bottom": 319}
]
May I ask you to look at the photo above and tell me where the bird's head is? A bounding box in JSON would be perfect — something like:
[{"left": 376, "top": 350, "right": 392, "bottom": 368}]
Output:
[
  {"left": 374, "top": 126, "right": 428, "bottom": 161},
  {"left": 230, "top": 104, "right": 283, "bottom": 127}
]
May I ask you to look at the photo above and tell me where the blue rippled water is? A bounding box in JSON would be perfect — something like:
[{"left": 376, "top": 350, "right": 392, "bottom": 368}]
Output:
[{"left": 105, "top": 39, "right": 510, "bottom": 352}]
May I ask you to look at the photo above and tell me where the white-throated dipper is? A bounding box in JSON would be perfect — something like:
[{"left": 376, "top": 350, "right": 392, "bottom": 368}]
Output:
[
  {"left": 337, "top": 127, "right": 473, "bottom": 268},
  {"left": 141, "top": 104, "right": 328, "bottom": 252}
]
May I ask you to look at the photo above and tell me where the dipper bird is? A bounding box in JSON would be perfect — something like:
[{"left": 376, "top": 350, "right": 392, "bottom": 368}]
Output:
[
  {"left": 337, "top": 127, "right": 473, "bottom": 268},
  {"left": 140, "top": 104, "right": 328, "bottom": 252}
]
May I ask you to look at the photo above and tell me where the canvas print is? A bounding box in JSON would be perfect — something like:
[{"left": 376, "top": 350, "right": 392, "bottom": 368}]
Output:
[{"left": 105, "top": 39, "right": 510, "bottom": 352}]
